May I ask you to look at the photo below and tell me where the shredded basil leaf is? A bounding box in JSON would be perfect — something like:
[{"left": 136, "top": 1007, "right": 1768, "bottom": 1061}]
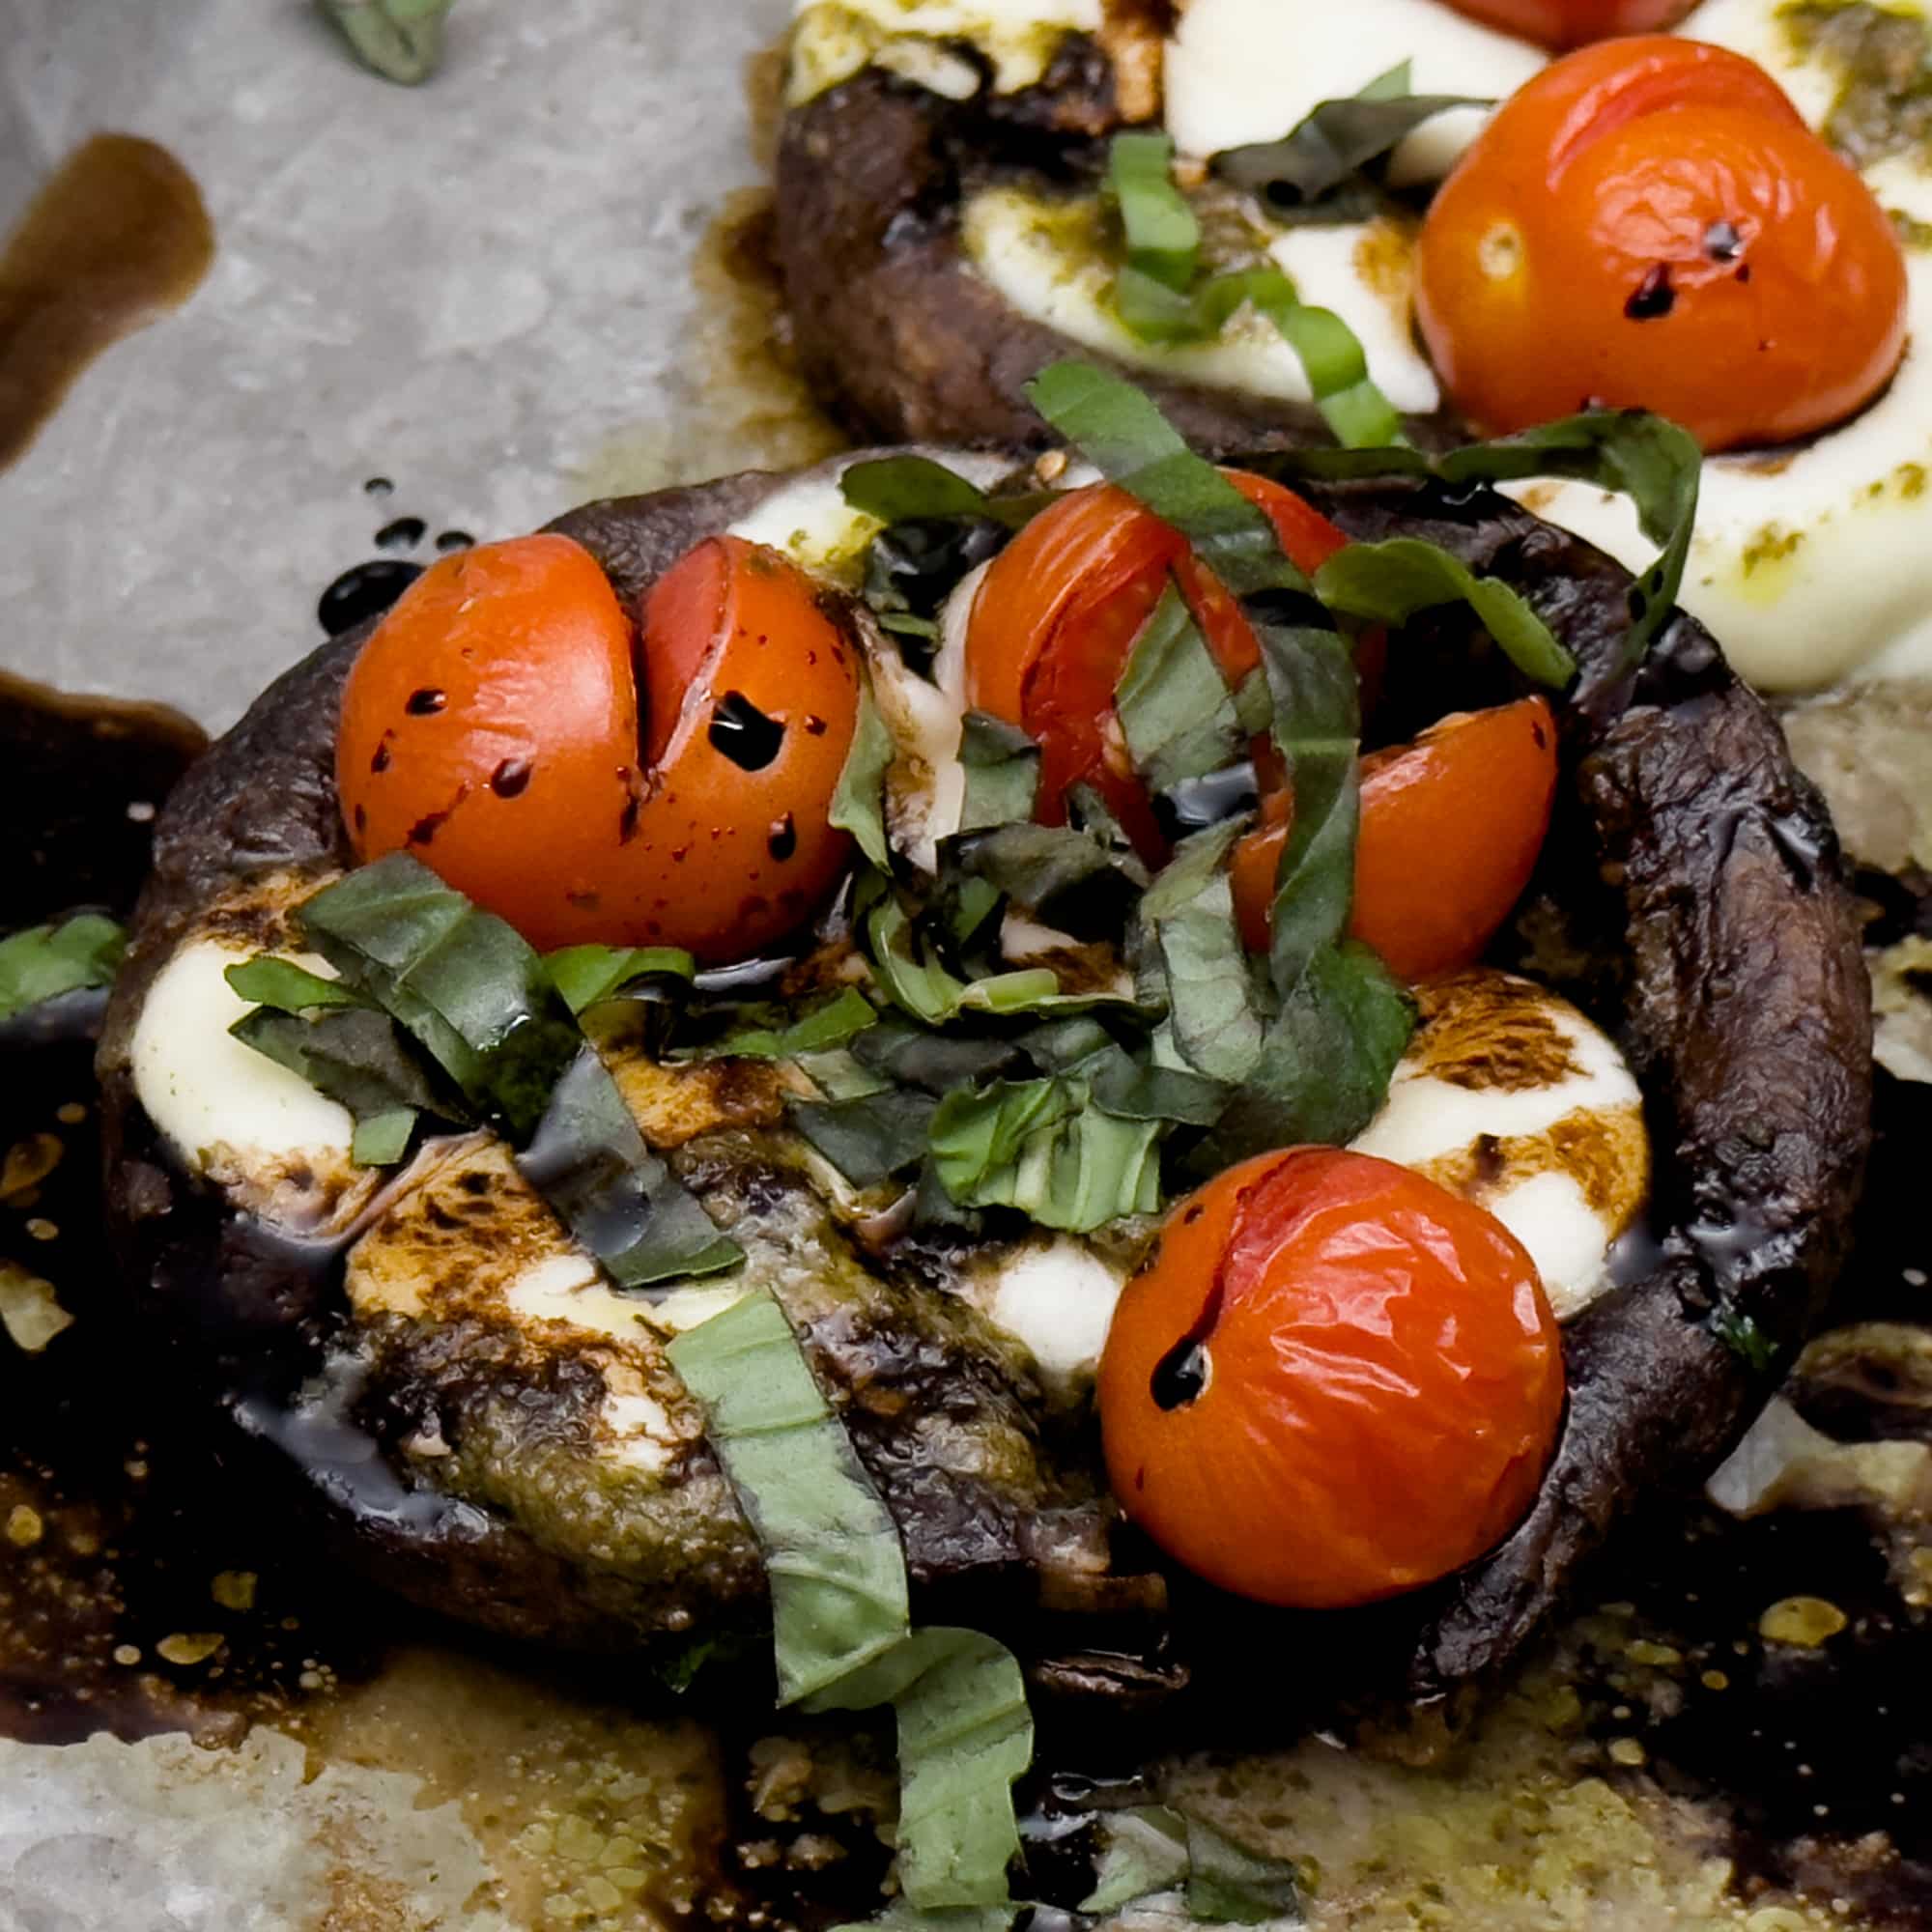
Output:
[
  {"left": 523, "top": 1045, "right": 745, "bottom": 1285},
  {"left": 864, "top": 891, "right": 1070, "bottom": 1025},
  {"left": 0, "top": 915, "right": 126, "bottom": 1021},
  {"left": 350, "top": 1107, "right": 417, "bottom": 1167},
  {"left": 949, "top": 821, "right": 1145, "bottom": 936},
  {"left": 1026, "top": 362, "right": 1311, "bottom": 596},
  {"left": 791, "top": 1090, "right": 939, "bottom": 1186},
  {"left": 1107, "top": 129, "right": 1200, "bottom": 294},
  {"left": 1714, "top": 1306, "right": 1779, "bottom": 1373},
  {"left": 546, "top": 944, "right": 696, "bottom": 1015},
  {"left": 864, "top": 519, "right": 1010, "bottom": 654},
  {"left": 1136, "top": 822, "right": 1265, "bottom": 1085},
  {"left": 1314, "top": 539, "right": 1576, "bottom": 688},
  {"left": 1080, "top": 1805, "right": 1193, "bottom": 1915},
  {"left": 1114, "top": 581, "right": 1244, "bottom": 792},
  {"left": 319, "top": 0, "right": 453, "bottom": 85},
  {"left": 809, "top": 1628, "right": 1033, "bottom": 1910},
  {"left": 696, "top": 987, "right": 880, "bottom": 1062},
  {"left": 1267, "top": 409, "right": 1702, "bottom": 668},
  {"left": 832, "top": 681, "right": 897, "bottom": 871},
  {"left": 928, "top": 1077, "right": 1163, "bottom": 1231},
  {"left": 852, "top": 1017, "right": 1027, "bottom": 1094},
  {"left": 841, "top": 457, "right": 995, "bottom": 526},
  {"left": 957, "top": 713, "right": 1040, "bottom": 834},
  {"left": 1181, "top": 1817, "right": 1308, "bottom": 1925},
  {"left": 230, "top": 1006, "right": 446, "bottom": 1157},
  {"left": 666, "top": 1290, "right": 910, "bottom": 1702},
  {"left": 295, "top": 855, "right": 741, "bottom": 1284},
  {"left": 1214, "top": 79, "right": 1488, "bottom": 218},
  {"left": 222, "top": 956, "right": 367, "bottom": 1014}
]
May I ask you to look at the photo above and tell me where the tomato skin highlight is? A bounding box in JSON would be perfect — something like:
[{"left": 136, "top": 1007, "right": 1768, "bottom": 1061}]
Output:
[
  {"left": 1231, "top": 696, "right": 1558, "bottom": 980},
  {"left": 1415, "top": 39, "right": 1908, "bottom": 453},
  {"left": 336, "top": 532, "right": 859, "bottom": 961},
  {"left": 1098, "top": 1149, "right": 1565, "bottom": 1610},
  {"left": 1440, "top": 0, "right": 1697, "bottom": 49},
  {"left": 964, "top": 474, "right": 1351, "bottom": 856}
]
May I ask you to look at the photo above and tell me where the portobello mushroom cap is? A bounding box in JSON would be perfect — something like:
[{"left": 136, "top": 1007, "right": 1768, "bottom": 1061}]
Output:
[
  {"left": 774, "top": 54, "right": 1456, "bottom": 452},
  {"left": 97, "top": 456, "right": 1869, "bottom": 1709}
]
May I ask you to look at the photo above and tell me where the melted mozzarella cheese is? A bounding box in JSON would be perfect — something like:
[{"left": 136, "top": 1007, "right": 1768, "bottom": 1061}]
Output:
[
  {"left": 962, "top": 188, "right": 1442, "bottom": 413},
  {"left": 788, "top": 0, "right": 1101, "bottom": 105},
  {"left": 984, "top": 1238, "right": 1127, "bottom": 1379},
  {"left": 131, "top": 937, "right": 358, "bottom": 1177},
  {"left": 1163, "top": 0, "right": 1542, "bottom": 163},
  {"left": 1498, "top": 0, "right": 1932, "bottom": 690},
  {"left": 1350, "top": 970, "right": 1648, "bottom": 1321}
]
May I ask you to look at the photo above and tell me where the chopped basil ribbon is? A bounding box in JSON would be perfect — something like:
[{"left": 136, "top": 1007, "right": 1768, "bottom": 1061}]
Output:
[
  {"left": 1027, "top": 361, "right": 1313, "bottom": 597},
  {"left": 0, "top": 914, "right": 126, "bottom": 1021},
  {"left": 1266, "top": 409, "right": 1703, "bottom": 668},
  {"left": 1113, "top": 582, "right": 1245, "bottom": 792},
  {"left": 665, "top": 1290, "right": 910, "bottom": 1701},
  {"left": 319, "top": 0, "right": 454, "bottom": 86},
  {"left": 862, "top": 886, "right": 1077, "bottom": 1026},
  {"left": 832, "top": 679, "right": 896, "bottom": 870},
  {"left": 1107, "top": 130, "right": 1201, "bottom": 295},
  {"left": 222, "top": 956, "right": 367, "bottom": 1013},
  {"left": 928, "top": 1077, "right": 1163, "bottom": 1231},
  {"left": 1214, "top": 68, "right": 1488, "bottom": 221},
  {"left": 1314, "top": 540, "right": 1576, "bottom": 688},
  {"left": 1081, "top": 1804, "right": 1308, "bottom": 1923},
  {"left": 545, "top": 944, "right": 696, "bottom": 1016},
  {"left": 230, "top": 1004, "right": 442, "bottom": 1131},
  {"left": 791, "top": 1089, "right": 939, "bottom": 1186},
  {"left": 669, "top": 1292, "right": 1033, "bottom": 1918},
  {"left": 956, "top": 713, "right": 1040, "bottom": 834},
  {"left": 273, "top": 854, "right": 742, "bottom": 1285},
  {"left": 1136, "top": 821, "right": 1264, "bottom": 1085},
  {"left": 697, "top": 986, "right": 880, "bottom": 1062}
]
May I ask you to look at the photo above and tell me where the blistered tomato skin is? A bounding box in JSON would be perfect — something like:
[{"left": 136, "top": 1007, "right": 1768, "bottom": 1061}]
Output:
[
  {"left": 336, "top": 532, "right": 859, "bottom": 961},
  {"left": 1440, "top": 0, "right": 1696, "bottom": 47},
  {"left": 1231, "top": 696, "right": 1559, "bottom": 980},
  {"left": 1097, "top": 1149, "right": 1566, "bottom": 1610},
  {"left": 1415, "top": 39, "right": 1909, "bottom": 453},
  {"left": 964, "top": 473, "right": 1351, "bottom": 858}
]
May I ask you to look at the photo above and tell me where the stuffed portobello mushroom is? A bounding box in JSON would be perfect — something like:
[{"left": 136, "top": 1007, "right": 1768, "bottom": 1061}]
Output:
[
  {"left": 776, "top": 0, "right": 1932, "bottom": 697},
  {"left": 99, "top": 370, "right": 1867, "bottom": 1739}
]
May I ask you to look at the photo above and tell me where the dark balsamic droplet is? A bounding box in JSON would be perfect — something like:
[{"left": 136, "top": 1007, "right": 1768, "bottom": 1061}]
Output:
[
  {"left": 407, "top": 808, "right": 451, "bottom": 846},
  {"left": 406, "top": 688, "right": 446, "bottom": 716},
  {"left": 1704, "top": 219, "right": 1743, "bottom": 263},
  {"left": 490, "top": 757, "right": 531, "bottom": 798},
  {"left": 708, "top": 692, "right": 785, "bottom": 771},
  {"left": 435, "top": 529, "right": 474, "bottom": 554},
  {"left": 353, "top": 804, "right": 367, "bottom": 837},
  {"left": 363, "top": 476, "right": 394, "bottom": 497},
  {"left": 618, "top": 795, "right": 642, "bottom": 843},
  {"left": 1625, "top": 265, "right": 1675, "bottom": 321},
  {"left": 317, "top": 559, "right": 422, "bottom": 637},
  {"left": 803, "top": 714, "right": 827, "bottom": 737},
  {"left": 1736, "top": 262, "right": 1752, "bottom": 284},
  {"left": 370, "top": 735, "right": 392, "bottom": 774},
  {"left": 767, "top": 812, "right": 797, "bottom": 861},
  {"left": 1151, "top": 1336, "right": 1208, "bottom": 1411},
  {"left": 375, "top": 516, "right": 427, "bottom": 553}
]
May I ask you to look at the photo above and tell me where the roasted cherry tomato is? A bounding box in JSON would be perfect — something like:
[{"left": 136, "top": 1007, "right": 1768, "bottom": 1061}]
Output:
[
  {"left": 1415, "top": 39, "right": 1908, "bottom": 452},
  {"left": 1439, "top": 0, "right": 1696, "bottom": 48},
  {"left": 336, "top": 532, "right": 860, "bottom": 961},
  {"left": 964, "top": 474, "right": 1352, "bottom": 856},
  {"left": 1231, "top": 696, "right": 1558, "bottom": 980},
  {"left": 1098, "top": 1148, "right": 1565, "bottom": 1609}
]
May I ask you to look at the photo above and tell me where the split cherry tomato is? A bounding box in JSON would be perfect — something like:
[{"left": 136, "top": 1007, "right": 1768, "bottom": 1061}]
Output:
[
  {"left": 1415, "top": 39, "right": 1908, "bottom": 452},
  {"left": 1231, "top": 696, "right": 1558, "bottom": 981},
  {"left": 336, "top": 532, "right": 860, "bottom": 961},
  {"left": 1439, "top": 0, "right": 1696, "bottom": 49},
  {"left": 1098, "top": 1148, "right": 1565, "bottom": 1610},
  {"left": 964, "top": 474, "right": 1352, "bottom": 857}
]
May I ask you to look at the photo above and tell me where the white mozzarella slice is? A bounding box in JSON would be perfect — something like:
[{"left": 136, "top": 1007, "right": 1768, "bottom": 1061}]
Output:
[
  {"left": 985, "top": 1238, "right": 1127, "bottom": 1379},
  {"left": 789, "top": 0, "right": 1101, "bottom": 105},
  {"left": 962, "top": 187, "right": 1441, "bottom": 413},
  {"left": 1350, "top": 970, "right": 1648, "bottom": 1322},
  {"left": 1163, "top": 0, "right": 1542, "bottom": 164},
  {"left": 131, "top": 938, "right": 357, "bottom": 1172}
]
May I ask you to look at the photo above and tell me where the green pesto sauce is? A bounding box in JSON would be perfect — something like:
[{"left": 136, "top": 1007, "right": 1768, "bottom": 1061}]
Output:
[{"left": 1780, "top": 0, "right": 1932, "bottom": 168}]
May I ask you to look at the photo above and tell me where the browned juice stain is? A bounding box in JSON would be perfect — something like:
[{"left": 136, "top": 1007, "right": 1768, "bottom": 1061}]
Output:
[{"left": 0, "top": 132, "right": 214, "bottom": 471}]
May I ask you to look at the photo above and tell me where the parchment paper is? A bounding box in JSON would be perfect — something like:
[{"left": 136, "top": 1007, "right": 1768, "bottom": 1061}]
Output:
[{"left": 1, "top": 0, "right": 795, "bottom": 733}]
